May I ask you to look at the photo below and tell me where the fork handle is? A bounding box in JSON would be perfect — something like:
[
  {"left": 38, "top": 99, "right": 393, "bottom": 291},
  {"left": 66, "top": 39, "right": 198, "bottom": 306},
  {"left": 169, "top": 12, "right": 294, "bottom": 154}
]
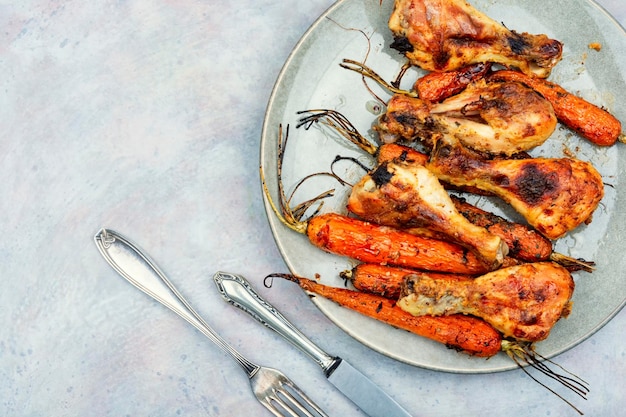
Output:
[
  {"left": 94, "top": 230, "right": 260, "bottom": 377},
  {"left": 214, "top": 271, "right": 340, "bottom": 375}
]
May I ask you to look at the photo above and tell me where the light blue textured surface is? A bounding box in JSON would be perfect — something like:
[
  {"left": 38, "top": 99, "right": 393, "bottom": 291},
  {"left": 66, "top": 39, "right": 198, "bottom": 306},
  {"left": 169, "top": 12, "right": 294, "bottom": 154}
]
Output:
[{"left": 1, "top": 1, "right": 624, "bottom": 416}]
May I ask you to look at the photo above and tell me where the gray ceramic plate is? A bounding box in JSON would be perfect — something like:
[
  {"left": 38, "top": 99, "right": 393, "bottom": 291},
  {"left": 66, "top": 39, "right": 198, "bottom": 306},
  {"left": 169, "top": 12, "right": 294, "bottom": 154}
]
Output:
[{"left": 260, "top": 0, "right": 626, "bottom": 373}]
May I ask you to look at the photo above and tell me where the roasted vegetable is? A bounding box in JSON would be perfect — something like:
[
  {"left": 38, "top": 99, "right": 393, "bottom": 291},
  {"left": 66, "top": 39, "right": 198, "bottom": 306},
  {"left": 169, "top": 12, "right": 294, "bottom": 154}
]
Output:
[
  {"left": 306, "top": 212, "right": 491, "bottom": 274},
  {"left": 268, "top": 273, "right": 501, "bottom": 357},
  {"left": 413, "top": 62, "right": 491, "bottom": 102},
  {"left": 342, "top": 263, "right": 473, "bottom": 300},
  {"left": 339, "top": 59, "right": 491, "bottom": 103}
]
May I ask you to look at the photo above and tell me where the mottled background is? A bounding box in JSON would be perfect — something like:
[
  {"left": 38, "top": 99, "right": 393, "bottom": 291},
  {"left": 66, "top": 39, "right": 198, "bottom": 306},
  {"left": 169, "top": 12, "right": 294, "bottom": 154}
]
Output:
[{"left": 1, "top": 1, "right": 624, "bottom": 416}]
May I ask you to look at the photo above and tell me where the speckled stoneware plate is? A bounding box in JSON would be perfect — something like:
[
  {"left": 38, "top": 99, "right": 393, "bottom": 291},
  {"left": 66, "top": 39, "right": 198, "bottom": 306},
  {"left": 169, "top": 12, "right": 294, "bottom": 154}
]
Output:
[{"left": 260, "top": 0, "right": 626, "bottom": 373}]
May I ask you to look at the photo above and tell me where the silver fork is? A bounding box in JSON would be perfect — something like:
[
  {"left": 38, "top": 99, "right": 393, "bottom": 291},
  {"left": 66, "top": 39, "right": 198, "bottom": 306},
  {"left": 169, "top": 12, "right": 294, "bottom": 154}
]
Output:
[{"left": 94, "top": 228, "right": 329, "bottom": 417}]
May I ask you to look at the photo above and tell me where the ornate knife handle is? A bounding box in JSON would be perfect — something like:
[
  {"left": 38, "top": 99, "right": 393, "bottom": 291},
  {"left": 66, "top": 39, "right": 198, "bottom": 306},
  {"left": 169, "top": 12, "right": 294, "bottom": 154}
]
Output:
[{"left": 213, "top": 271, "right": 340, "bottom": 375}]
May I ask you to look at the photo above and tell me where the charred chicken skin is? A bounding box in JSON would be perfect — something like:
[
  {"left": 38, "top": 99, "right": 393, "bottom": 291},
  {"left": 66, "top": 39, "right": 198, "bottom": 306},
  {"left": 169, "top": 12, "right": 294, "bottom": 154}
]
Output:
[
  {"left": 427, "top": 136, "right": 605, "bottom": 239},
  {"left": 388, "top": 0, "right": 563, "bottom": 78},
  {"left": 347, "top": 160, "right": 508, "bottom": 269},
  {"left": 489, "top": 69, "right": 624, "bottom": 146},
  {"left": 397, "top": 262, "right": 575, "bottom": 342},
  {"left": 377, "top": 80, "right": 557, "bottom": 155}
]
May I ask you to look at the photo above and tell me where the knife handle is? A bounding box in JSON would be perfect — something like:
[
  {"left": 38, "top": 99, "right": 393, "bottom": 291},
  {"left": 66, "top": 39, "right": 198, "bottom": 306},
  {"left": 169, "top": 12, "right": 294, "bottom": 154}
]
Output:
[{"left": 213, "top": 271, "right": 340, "bottom": 375}]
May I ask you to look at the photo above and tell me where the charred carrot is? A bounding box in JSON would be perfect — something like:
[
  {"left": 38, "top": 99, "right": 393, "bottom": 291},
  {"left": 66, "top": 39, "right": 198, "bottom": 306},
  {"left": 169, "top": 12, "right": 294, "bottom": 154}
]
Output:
[
  {"left": 342, "top": 263, "right": 473, "bottom": 300},
  {"left": 452, "top": 195, "right": 552, "bottom": 262},
  {"left": 450, "top": 196, "right": 591, "bottom": 272},
  {"left": 268, "top": 272, "right": 589, "bottom": 412},
  {"left": 488, "top": 69, "right": 623, "bottom": 146},
  {"left": 339, "top": 59, "right": 490, "bottom": 104},
  {"left": 413, "top": 63, "right": 491, "bottom": 102},
  {"left": 376, "top": 143, "right": 428, "bottom": 165},
  {"left": 307, "top": 213, "right": 491, "bottom": 274},
  {"left": 270, "top": 273, "right": 502, "bottom": 357}
]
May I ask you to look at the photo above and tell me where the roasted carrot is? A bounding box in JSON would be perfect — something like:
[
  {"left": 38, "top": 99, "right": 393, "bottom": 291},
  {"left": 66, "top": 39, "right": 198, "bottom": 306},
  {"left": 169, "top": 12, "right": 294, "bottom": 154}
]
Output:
[
  {"left": 269, "top": 273, "right": 502, "bottom": 357},
  {"left": 342, "top": 263, "right": 473, "bottom": 300},
  {"left": 376, "top": 142, "right": 429, "bottom": 165},
  {"left": 452, "top": 195, "right": 552, "bottom": 262},
  {"left": 339, "top": 59, "right": 490, "bottom": 103},
  {"left": 413, "top": 63, "right": 491, "bottom": 102},
  {"left": 268, "top": 272, "right": 589, "bottom": 412},
  {"left": 488, "top": 69, "right": 623, "bottom": 146},
  {"left": 307, "top": 213, "right": 491, "bottom": 274}
]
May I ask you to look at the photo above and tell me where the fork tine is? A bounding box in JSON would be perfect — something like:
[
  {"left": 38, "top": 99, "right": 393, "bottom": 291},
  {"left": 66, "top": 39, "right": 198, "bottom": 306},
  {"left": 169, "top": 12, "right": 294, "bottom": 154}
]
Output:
[
  {"left": 273, "top": 381, "right": 330, "bottom": 417},
  {"left": 250, "top": 367, "right": 329, "bottom": 417},
  {"left": 259, "top": 392, "right": 310, "bottom": 417},
  {"left": 259, "top": 399, "right": 287, "bottom": 417},
  {"left": 270, "top": 393, "right": 305, "bottom": 417},
  {"left": 274, "top": 389, "right": 317, "bottom": 417},
  {"left": 256, "top": 383, "right": 329, "bottom": 417},
  {"left": 259, "top": 399, "right": 285, "bottom": 417}
]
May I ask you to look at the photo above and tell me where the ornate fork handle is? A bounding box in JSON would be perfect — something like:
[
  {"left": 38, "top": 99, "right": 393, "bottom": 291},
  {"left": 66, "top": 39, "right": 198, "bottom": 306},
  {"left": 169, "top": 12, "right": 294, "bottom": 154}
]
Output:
[{"left": 94, "top": 229, "right": 259, "bottom": 377}]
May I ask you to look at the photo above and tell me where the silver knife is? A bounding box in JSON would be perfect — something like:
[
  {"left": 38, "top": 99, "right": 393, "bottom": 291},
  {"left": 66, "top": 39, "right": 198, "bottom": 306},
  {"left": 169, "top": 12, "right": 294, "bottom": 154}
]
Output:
[{"left": 213, "top": 271, "right": 413, "bottom": 417}]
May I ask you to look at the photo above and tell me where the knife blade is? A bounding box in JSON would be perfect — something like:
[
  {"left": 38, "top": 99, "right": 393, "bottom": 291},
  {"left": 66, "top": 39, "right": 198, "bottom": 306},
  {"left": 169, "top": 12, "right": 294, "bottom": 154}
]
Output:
[{"left": 213, "top": 271, "right": 413, "bottom": 417}]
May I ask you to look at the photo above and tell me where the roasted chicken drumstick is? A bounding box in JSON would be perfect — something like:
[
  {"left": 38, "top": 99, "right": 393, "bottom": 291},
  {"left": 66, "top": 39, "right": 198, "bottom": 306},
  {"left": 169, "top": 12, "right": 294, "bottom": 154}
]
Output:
[
  {"left": 427, "top": 135, "right": 604, "bottom": 239},
  {"left": 377, "top": 80, "right": 557, "bottom": 155},
  {"left": 397, "top": 262, "right": 574, "bottom": 342},
  {"left": 388, "top": 0, "right": 563, "bottom": 77},
  {"left": 489, "top": 69, "right": 624, "bottom": 146},
  {"left": 347, "top": 160, "right": 508, "bottom": 269}
]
